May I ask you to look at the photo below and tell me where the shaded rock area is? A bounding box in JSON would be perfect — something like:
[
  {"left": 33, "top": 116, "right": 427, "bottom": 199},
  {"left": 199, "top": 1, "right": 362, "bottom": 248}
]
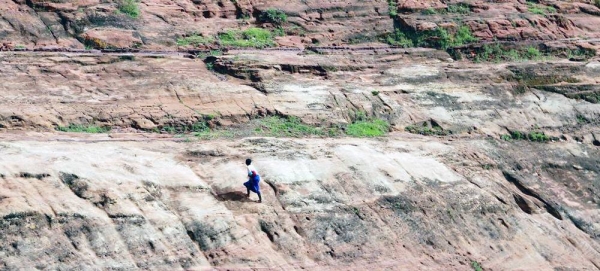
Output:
[{"left": 0, "top": 137, "right": 599, "bottom": 270}]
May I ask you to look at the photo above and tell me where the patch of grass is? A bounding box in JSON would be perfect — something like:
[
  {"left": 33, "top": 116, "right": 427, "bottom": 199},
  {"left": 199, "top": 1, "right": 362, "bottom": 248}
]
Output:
[
  {"left": 259, "top": 8, "right": 287, "bottom": 25},
  {"left": 118, "top": 0, "right": 140, "bottom": 19},
  {"left": 256, "top": 116, "right": 324, "bottom": 137},
  {"left": 524, "top": 46, "right": 542, "bottom": 59},
  {"left": 56, "top": 124, "right": 110, "bottom": 133},
  {"left": 218, "top": 28, "right": 275, "bottom": 48},
  {"left": 177, "top": 35, "right": 214, "bottom": 47},
  {"left": 501, "top": 134, "right": 512, "bottom": 141},
  {"left": 422, "top": 8, "right": 437, "bottom": 15},
  {"left": 471, "top": 261, "right": 483, "bottom": 271},
  {"left": 193, "top": 130, "right": 237, "bottom": 140},
  {"left": 527, "top": 2, "right": 556, "bottom": 16},
  {"left": 371, "top": 91, "right": 380, "bottom": 96},
  {"left": 272, "top": 27, "right": 286, "bottom": 37},
  {"left": 447, "top": 3, "right": 471, "bottom": 14},
  {"left": 595, "top": 0, "right": 600, "bottom": 8},
  {"left": 347, "top": 119, "right": 390, "bottom": 137}
]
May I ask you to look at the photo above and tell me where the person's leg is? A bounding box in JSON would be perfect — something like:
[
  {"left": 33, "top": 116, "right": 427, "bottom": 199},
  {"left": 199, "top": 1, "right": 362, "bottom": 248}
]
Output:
[
  {"left": 246, "top": 187, "right": 250, "bottom": 197},
  {"left": 257, "top": 192, "right": 262, "bottom": 203}
]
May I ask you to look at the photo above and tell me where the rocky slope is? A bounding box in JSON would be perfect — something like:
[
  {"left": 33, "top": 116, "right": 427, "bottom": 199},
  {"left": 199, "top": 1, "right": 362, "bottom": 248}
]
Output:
[
  {"left": 1, "top": 1, "right": 600, "bottom": 270},
  {"left": 0, "top": 47, "right": 599, "bottom": 270},
  {"left": 1, "top": 0, "right": 600, "bottom": 50},
  {"left": 0, "top": 134, "right": 599, "bottom": 270}
]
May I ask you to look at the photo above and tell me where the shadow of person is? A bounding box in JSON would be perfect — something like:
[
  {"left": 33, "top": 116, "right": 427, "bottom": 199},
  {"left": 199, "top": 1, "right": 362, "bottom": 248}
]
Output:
[{"left": 215, "top": 191, "right": 254, "bottom": 202}]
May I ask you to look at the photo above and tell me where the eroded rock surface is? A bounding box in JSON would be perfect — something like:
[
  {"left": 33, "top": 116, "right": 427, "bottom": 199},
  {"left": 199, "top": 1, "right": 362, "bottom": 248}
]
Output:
[
  {"left": 1, "top": 0, "right": 600, "bottom": 50},
  {"left": 1, "top": 1, "right": 600, "bottom": 270},
  {"left": 0, "top": 136, "right": 599, "bottom": 270}
]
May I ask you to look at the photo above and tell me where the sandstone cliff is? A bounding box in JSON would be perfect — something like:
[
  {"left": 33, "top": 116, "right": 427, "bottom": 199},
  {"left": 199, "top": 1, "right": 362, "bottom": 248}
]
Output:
[{"left": 1, "top": 1, "right": 600, "bottom": 270}]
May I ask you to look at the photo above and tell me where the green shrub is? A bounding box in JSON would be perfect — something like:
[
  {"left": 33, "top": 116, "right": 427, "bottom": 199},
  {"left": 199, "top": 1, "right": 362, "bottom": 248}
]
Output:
[
  {"left": 177, "top": 35, "right": 214, "bottom": 46},
  {"left": 528, "top": 131, "right": 549, "bottom": 142},
  {"left": 346, "top": 119, "right": 390, "bottom": 137},
  {"left": 418, "top": 27, "right": 452, "bottom": 49},
  {"left": 405, "top": 123, "right": 450, "bottom": 136},
  {"left": 386, "top": 29, "right": 414, "bottom": 47},
  {"left": 160, "top": 121, "right": 210, "bottom": 134},
  {"left": 414, "top": 25, "right": 479, "bottom": 50},
  {"left": 447, "top": 3, "right": 471, "bottom": 14},
  {"left": 56, "top": 124, "right": 110, "bottom": 133},
  {"left": 473, "top": 43, "right": 547, "bottom": 62},
  {"left": 388, "top": 0, "right": 398, "bottom": 16},
  {"left": 260, "top": 9, "right": 287, "bottom": 25},
  {"left": 510, "top": 130, "right": 526, "bottom": 140},
  {"left": 595, "top": 0, "right": 600, "bottom": 8},
  {"left": 503, "top": 130, "right": 550, "bottom": 142},
  {"left": 118, "top": 0, "right": 140, "bottom": 18},
  {"left": 218, "top": 28, "right": 275, "bottom": 48},
  {"left": 453, "top": 25, "right": 478, "bottom": 46},
  {"left": 422, "top": 8, "right": 437, "bottom": 15}
]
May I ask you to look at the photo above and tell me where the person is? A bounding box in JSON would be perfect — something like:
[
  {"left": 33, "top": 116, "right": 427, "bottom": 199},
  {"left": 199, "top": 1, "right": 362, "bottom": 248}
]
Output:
[{"left": 244, "top": 158, "right": 262, "bottom": 203}]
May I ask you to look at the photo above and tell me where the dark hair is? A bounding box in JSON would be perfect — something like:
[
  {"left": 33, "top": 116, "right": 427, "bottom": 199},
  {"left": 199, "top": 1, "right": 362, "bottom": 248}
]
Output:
[{"left": 245, "top": 158, "right": 252, "bottom": 165}]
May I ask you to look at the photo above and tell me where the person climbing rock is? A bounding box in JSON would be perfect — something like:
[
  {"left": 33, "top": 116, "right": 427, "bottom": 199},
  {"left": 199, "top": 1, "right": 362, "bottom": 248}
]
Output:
[{"left": 244, "top": 158, "right": 262, "bottom": 203}]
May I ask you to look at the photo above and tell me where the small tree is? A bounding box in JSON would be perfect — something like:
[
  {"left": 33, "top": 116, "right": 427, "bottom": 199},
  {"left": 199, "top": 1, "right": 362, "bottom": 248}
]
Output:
[{"left": 260, "top": 9, "right": 287, "bottom": 25}]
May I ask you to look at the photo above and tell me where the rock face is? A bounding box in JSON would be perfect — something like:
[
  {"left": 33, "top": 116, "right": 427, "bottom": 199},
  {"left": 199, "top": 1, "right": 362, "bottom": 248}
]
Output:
[
  {"left": 1, "top": 49, "right": 599, "bottom": 140},
  {"left": 1, "top": 1, "right": 600, "bottom": 270},
  {"left": 2, "top": 0, "right": 599, "bottom": 50},
  {"left": 0, "top": 136, "right": 599, "bottom": 270},
  {"left": 0, "top": 0, "right": 392, "bottom": 49},
  {"left": 0, "top": 46, "right": 599, "bottom": 269}
]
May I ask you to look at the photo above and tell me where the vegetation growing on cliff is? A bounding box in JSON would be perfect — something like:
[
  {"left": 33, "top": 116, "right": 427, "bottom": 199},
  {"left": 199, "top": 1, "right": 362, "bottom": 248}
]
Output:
[
  {"left": 259, "top": 9, "right": 288, "bottom": 25},
  {"left": 346, "top": 111, "right": 390, "bottom": 137},
  {"left": 501, "top": 130, "right": 551, "bottom": 142},
  {"left": 177, "top": 35, "right": 215, "bottom": 46},
  {"left": 177, "top": 28, "right": 277, "bottom": 48},
  {"left": 219, "top": 28, "right": 276, "bottom": 48},
  {"left": 385, "top": 25, "right": 478, "bottom": 49},
  {"left": 117, "top": 0, "right": 140, "bottom": 18},
  {"left": 527, "top": 2, "right": 556, "bottom": 15},
  {"left": 56, "top": 124, "right": 111, "bottom": 133}
]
